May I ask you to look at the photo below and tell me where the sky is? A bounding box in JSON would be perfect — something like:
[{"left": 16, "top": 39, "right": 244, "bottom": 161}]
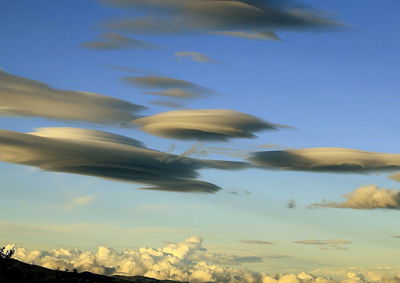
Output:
[{"left": 1, "top": 0, "right": 400, "bottom": 282}]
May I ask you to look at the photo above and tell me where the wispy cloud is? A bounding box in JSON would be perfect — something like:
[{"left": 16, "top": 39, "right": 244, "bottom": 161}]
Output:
[
  {"left": 239, "top": 240, "right": 273, "bottom": 245},
  {"left": 293, "top": 239, "right": 352, "bottom": 251},
  {"left": 0, "top": 70, "right": 145, "bottom": 125},
  {"left": 63, "top": 195, "right": 96, "bottom": 210},
  {"left": 211, "top": 30, "right": 280, "bottom": 41},
  {"left": 310, "top": 185, "right": 400, "bottom": 210},
  {"left": 82, "top": 33, "right": 159, "bottom": 50},
  {"left": 174, "top": 51, "right": 217, "bottom": 63}
]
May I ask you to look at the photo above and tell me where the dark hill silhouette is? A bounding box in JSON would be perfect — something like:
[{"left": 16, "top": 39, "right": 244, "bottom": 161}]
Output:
[{"left": 0, "top": 257, "right": 190, "bottom": 283}]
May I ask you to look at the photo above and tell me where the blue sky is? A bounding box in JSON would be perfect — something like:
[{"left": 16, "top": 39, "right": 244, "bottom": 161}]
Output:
[{"left": 1, "top": 0, "right": 400, "bottom": 281}]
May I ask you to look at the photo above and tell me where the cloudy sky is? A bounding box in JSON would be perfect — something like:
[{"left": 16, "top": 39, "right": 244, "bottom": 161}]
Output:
[{"left": 1, "top": 0, "right": 400, "bottom": 282}]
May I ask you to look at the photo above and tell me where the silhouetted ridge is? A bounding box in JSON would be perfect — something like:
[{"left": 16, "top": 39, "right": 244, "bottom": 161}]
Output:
[{"left": 0, "top": 258, "right": 190, "bottom": 283}]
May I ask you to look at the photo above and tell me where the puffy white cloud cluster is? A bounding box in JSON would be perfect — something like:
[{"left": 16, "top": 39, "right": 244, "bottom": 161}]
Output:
[
  {"left": 4, "top": 237, "right": 400, "bottom": 283},
  {"left": 310, "top": 185, "right": 400, "bottom": 210},
  {"left": 5, "top": 237, "right": 262, "bottom": 282}
]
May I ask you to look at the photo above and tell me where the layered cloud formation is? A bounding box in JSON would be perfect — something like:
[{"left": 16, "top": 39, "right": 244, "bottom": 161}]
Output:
[
  {"left": 0, "top": 70, "right": 144, "bottom": 125},
  {"left": 5, "top": 237, "right": 399, "bottom": 283},
  {"left": 134, "top": 109, "right": 284, "bottom": 141},
  {"left": 0, "top": 127, "right": 247, "bottom": 193},
  {"left": 250, "top": 148, "right": 400, "bottom": 173},
  {"left": 310, "top": 185, "right": 400, "bottom": 210},
  {"left": 82, "top": 33, "right": 159, "bottom": 50},
  {"left": 122, "top": 75, "right": 212, "bottom": 99},
  {"left": 101, "top": 0, "right": 341, "bottom": 37}
]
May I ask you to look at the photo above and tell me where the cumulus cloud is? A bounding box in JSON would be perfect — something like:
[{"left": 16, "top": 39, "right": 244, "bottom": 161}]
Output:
[
  {"left": 0, "top": 70, "right": 144, "bottom": 125},
  {"left": 0, "top": 127, "right": 248, "bottom": 193},
  {"left": 212, "top": 30, "right": 280, "bottom": 40},
  {"left": 9, "top": 237, "right": 397, "bottom": 282},
  {"left": 249, "top": 148, "right": 400, "bottom": 173},
  {"left": 4, "top": 237, "right": 264, "bottom": 282},
  {"left": 310, "top": 267, "right": 400, "bottom": 283},
  {"left": 3, "top": 237, "right": 345, "bottom": 283},
  {"left": 310, "top": 185, "right": 400, "bottom": 210},
  {"left": 174, "top": 51, "right": 217, "bottom": 63},
  {"left": 122, "top": 75, "right": 212, "bottom": 99},
  {"left": 239, "top": 240, "right": 273, "bottom": 245},
  {"left": 82, "top": 33, "right": 159, "bottom": 50},
  {"left": 293, "top": 239, "right": 352, "bottom": 251},
  {"left": 101, "top": 0, "right": 341, "bottom": 37},
  {"left": 134, "top": 109, "right": 286, "bottom": 141}
]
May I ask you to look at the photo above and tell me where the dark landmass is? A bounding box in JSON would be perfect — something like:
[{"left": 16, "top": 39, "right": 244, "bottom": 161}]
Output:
[{"left": 0, "top": 257, "right": 190, "bottom": 283}]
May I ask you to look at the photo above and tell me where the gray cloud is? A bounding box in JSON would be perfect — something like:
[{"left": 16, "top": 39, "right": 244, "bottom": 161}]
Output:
[
  {"left": 239, "top": 240, "right": 273, "bottom": 245},
  {"left": 310, "top": 185, "right": 400, "bottom": 210},
  {"left": 122, "top": 75, "right": 212, "bottom": 98},
  {"left": 134, "top": 109, "right": 286, "bottom": 141},
  {"left": 82, "top": 33, "right": 159, "bottom": 50},
  {"left": 287, "top": 199, "right": 297, "bottom": 209},
  {"left": 212, "top": 30, "right": 280, "bottom": 40},
  {"left": 101, "top": 0, "right": 341, "bottom": 37},
  {"left": 0, "top": 128, "right": 247, "bottom": 193},
  {"left": 174, "top": 51, "right": 217, "bottom": 63},
  {"left": 0, "top": 70, "right": 144, "bottom": 125},
  {"left": 250, "top": 147, "right": 400, "bottom": 173},
  {"left": 293, "top": 239, "right": 352, "bottom": 251}
]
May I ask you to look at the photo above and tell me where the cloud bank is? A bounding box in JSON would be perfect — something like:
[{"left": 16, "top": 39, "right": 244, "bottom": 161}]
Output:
[
  {"left": 250, "top": 148, "right": 400, "bottom": 173},
  {"left": 310, "top": 185, "right": 400, "bottom": 210},
  {"left": 0, "top": 70, "right": 144, "bottom": 125},
  {"left": 0, "top": 128, "right": 247, "bottom": 193},
  {"left": 134, "top": 109, "right": 285, "bottom": 141},
  {"left": 5, "top": 237, "right": 399, "bottom": 283},
  {"left": 82, "top": 33, "right": 158, "bottom": 50},
  {"left": 101, "top": 0, "right": 341, "bottom": 37}
]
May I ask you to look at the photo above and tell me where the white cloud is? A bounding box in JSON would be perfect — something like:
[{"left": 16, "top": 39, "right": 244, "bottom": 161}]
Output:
[
  {"left": 310, "top": 185, "right": 400, "bottom": 210},
  {"left": 64, "top": 195, "right": 96, "bottom": 210},
  {"left": 6, "top": 237, "right": 399, "bottom": 282}
]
